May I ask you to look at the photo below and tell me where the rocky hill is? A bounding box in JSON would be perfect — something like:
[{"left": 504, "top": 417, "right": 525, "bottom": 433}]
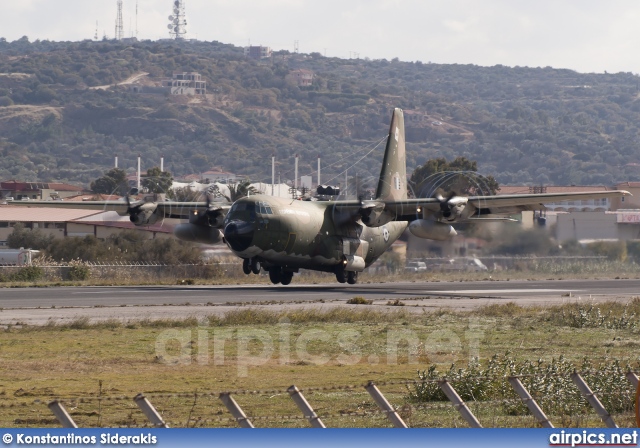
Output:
[{"left": 0, "top": 37, "right": 639, "bottom": 191}]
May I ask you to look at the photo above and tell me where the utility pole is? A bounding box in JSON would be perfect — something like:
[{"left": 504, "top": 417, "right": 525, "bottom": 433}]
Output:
[
  {"left": 137, "top": 154, "right": 141, "bottom": 191},
  {"left": 271, "top": 154, "right": 275, "bottom": 196},
  {"left": 294, "top": 154, "right": 299, "bottom": 193}
]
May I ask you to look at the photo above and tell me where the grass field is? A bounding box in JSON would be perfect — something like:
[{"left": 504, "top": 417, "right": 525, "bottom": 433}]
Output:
[{"left": 0, "top": 300, "right": 638, "bottom": 428}]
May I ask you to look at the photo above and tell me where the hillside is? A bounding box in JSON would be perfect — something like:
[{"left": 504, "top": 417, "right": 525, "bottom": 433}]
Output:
[{"left": 0, "top": 37, "right": 639, "bottom": 192}]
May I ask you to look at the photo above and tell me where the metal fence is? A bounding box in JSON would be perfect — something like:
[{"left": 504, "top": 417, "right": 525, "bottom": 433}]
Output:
[{"left": 27, "top": 371, "right": 640, "bottom": 428}]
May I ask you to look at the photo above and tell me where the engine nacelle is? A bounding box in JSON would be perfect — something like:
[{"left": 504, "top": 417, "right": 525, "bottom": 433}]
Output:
[
  {"left": 360, "top": 204, "right": 395, "bottom": 227},
  {"left": 130, "top": 203, "right": 159, "bottom": 226},
  {"left": 189, "top": 208, "right": 225, "bottom": 227},
  {"left": 441, "top": 196, "right": 468, "bottom": 222},
  {"left": 174, "top": 223, "right": 224, "bottom": 245},
  {"left": 409, "top": 219, "right": 457, "bottom": 241}
]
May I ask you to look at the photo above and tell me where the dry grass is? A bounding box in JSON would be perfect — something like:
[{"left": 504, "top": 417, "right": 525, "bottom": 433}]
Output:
[{"left": 0, "top": 305, "right": 637, "bottom": 428}]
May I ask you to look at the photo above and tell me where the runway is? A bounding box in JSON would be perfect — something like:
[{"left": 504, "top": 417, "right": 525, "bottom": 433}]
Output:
[{"left": 0, "top": 278, "right": 637, "bottom": 325}]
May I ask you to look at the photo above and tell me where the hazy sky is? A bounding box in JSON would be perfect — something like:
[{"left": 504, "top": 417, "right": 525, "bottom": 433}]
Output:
[{"left": 2, "top": 0, "right": 639, "bottom": 74}]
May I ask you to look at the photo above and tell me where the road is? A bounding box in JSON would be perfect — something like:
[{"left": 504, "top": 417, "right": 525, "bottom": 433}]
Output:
[{"left": 0, "top": 278, "right": 637, "bottom": 325}]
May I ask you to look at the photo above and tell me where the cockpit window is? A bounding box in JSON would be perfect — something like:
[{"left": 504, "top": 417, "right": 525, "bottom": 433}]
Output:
[
  {"left": 227, "top": 201, "right": 256, "bottom": 222},
  {"left": 257, "top": 201, "right": 273, "bottom": 215}
]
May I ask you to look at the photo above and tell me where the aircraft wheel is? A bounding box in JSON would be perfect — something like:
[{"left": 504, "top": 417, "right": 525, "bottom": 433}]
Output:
[
  {"left": 242, "top": 258, "right": 251, "bottom": 275},
  {"left": 251, "top": 258, "right": 261, "bottom": 274},
  {"left": 347, "top": 271, "right": 358, "bottom": 285},
  {"left": 335, "top": 267, "right": 347, "bottom": 283},
  {"left": 269, "top": 267, "right": 281, "bottom": 284},
  {"left": 280, "top": 271, "right": 294, "bottom": 285}
]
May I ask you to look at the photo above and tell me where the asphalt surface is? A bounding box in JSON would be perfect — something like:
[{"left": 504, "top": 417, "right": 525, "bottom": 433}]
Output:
[{"left": 0, "top": 278, "right": 638, "bottom": 326}]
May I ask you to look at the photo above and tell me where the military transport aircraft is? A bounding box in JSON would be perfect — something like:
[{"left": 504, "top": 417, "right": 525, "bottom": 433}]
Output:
[{"left": 8, "top": 108, "right": 630, "bottom": 285}]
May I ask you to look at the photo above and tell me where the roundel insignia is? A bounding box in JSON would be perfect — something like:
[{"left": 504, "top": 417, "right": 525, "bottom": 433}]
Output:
[{"left": 382, "top": 227, "right": 390, "bottom": 242}]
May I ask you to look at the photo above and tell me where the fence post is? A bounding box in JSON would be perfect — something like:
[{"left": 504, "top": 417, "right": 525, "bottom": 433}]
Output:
[
  {"left": 48, "top": 400, "right": 78, "bottom": 428},
  {"left": 133, "top": 394, "right": 169, "bottom": 428},
  {"left": 570, "top": 372, "right": 617, "bottom": 428},
  {"left": 507, "top": 376, "right": 554, "bottom": 428},
  {"left": 629, "top": 372, "right": 640, "bottom": 428},
  {"left": 287, "top": 386, "right": 326, "bottom": 428},
  {"left": 365, "top": 381, "right": 408, "bottom": 428},
  {"left": 219, "top": 393, "right": 254, "bottom": 428},
  {"left": 438, "top": 379, "right": 482, "bottom": 428}
]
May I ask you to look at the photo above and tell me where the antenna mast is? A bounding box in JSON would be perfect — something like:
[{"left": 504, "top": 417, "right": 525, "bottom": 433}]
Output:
[
  {"left": 115, "top": 0, "right": 124, "bottom": 40},
  {"left": 167, "top": 0, "right": 188, "bottom": 40}
]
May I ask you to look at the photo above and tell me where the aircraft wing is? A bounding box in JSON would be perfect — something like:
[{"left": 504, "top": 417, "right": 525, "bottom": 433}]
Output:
[
  {"left": 6, "top": 199, "right": 230, "bottom": 220},
  {"left": 323, "top": 189, "right": 630, "bottom": 226},
  {"left": 383, "top": 190, "right": 631, "bottom": 219}
]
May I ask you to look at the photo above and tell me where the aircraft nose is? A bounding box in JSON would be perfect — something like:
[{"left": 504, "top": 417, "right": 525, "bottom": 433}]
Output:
[{"left": 223, "top": 220, "right": 255, "bottom": 252}]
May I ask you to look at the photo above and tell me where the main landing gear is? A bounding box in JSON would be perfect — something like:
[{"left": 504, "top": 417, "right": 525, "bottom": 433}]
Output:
[
  {"left": 242, "top": 257, "right": 261, "bottom": 275},
  {"left": 268, "top": 266, "right": 293, "bottom": 285},
  {"left": 335, "top": 266, "right": 358, "bottom": 284}
]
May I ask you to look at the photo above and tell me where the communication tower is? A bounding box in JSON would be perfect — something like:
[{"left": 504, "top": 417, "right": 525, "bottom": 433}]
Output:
[
  {"left": 167, "top": 0, "right": 188, "bottom": 40},
  {"left": 115, "top": 0, "right": 124, "bottom": 41}
]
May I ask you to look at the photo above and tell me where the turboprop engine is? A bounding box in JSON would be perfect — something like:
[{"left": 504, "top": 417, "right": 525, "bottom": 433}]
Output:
[
  {"left": 173, "top": 224, "right": 224, "bottom": 245},
  {"left": 360, "top": 202, "right": 395, "bottom": 227},
  {"left": 129, "top": 202, "right": 160, "bottom": 226},
  {"left": 408, "top": 219, "right": 457, "bottom": 241},
  {"left": 437, "top": 194, "right": 469, "bottom": 222},
  {"left": 172, "top": 207, "right": 226, "bottom": 244}
]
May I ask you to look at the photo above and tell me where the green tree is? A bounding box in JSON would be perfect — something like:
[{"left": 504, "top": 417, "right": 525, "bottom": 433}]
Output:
[
  {"left": 409, "top": 157, "right": 499, "bottom": 198},
  {"left": 142, "top": 167, "right": 173, "bottom": 194},
  {"left": 7, "top": 223, "right": 54, "bottom": 250},
  {"left": 90, "top": 168, "right": 129, "bottom": 196},
  {"left": 223, "top": 180, "right": 259, "bottom": 202},
  {"left": 168, "top": 186, "right": 205, "bottom": 202}
]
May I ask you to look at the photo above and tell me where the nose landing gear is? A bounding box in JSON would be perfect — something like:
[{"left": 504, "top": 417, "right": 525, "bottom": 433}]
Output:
[{"left": 242, "top": 257, "right": 261, "bottom": 275}]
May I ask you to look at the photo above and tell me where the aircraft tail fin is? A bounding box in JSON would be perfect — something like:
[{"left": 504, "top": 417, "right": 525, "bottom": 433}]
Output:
[{"left": 375, "top": 108, "right": 407, "bottom": 201}]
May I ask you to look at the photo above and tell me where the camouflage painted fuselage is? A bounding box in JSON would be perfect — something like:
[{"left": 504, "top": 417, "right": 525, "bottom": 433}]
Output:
[{"left": 223, "top": 195, "right": 406, "bottom": 272}]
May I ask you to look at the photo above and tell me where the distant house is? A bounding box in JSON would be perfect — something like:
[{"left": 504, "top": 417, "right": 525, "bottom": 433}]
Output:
[
  {"left": 610, "top": 182, "right": 640, "bottom": 210},
  {"left": 0, "top": 205, "right": 171, "bottom": 247},
  {"left": 179, "top": 167, "right": 239, "bottom": 183},
  {"left": 244, "top": 46, "right": 272, "bottom": 60},
  {"left": 285, "top": 69, "right": 314, "bottom": 87},
  {"left": 0, "top": 180, "right": 85, "bottom": 201},
  {"left": 163, "top": 72, "right": 206, "bottom": 96}
]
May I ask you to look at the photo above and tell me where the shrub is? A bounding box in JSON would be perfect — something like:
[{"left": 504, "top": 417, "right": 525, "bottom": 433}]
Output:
[
  {"left": 347, "top": 296, "right": 372, "bottom": 305},
  {"left": 408, "top": 353, "right": 635, "bottom": 416},
  {"left": 10, "top": 266, "right": 43, "bottom": 282},
  {"left": 67, "top": 263, "right": 91, "bottom": 281}
]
